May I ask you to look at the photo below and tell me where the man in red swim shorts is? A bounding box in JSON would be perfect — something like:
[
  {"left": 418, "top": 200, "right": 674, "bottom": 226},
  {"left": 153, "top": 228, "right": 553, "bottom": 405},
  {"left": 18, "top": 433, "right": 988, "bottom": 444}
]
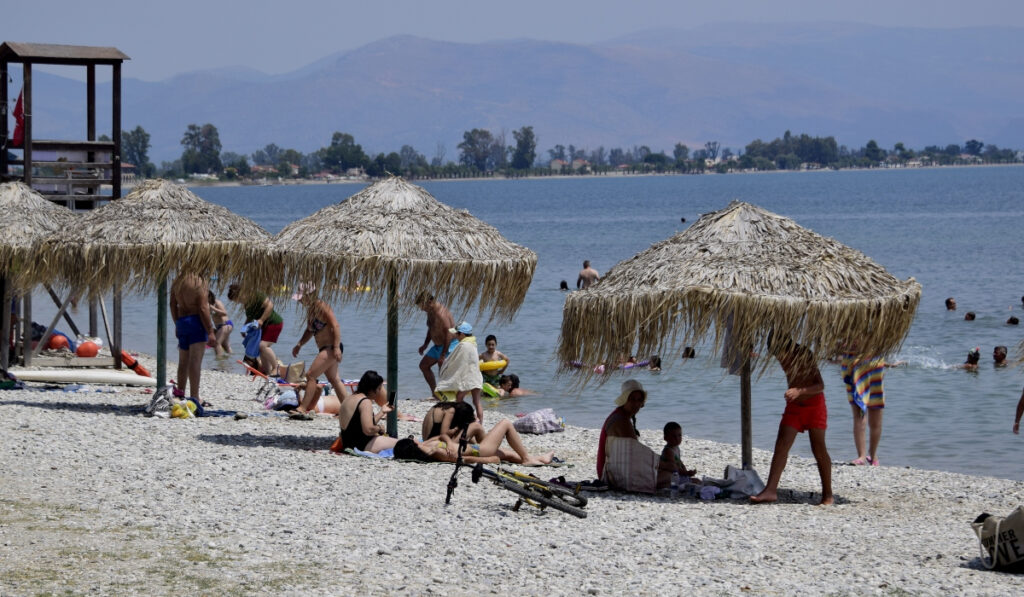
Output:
[{"left": 751, "top": 332, "right": 833, "bottom": 506}]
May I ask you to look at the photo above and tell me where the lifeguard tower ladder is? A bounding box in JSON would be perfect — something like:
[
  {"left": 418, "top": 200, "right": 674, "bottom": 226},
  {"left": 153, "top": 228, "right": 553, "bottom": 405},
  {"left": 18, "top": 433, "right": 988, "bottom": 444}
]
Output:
[{"left": 0, "top": 42, "right": 129, "bottom": 369}]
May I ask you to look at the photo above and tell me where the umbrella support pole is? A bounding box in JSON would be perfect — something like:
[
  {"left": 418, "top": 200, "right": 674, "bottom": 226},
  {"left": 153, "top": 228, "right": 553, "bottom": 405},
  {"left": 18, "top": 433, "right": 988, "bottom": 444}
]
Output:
[
  {"left": 386, "top": 276, "right": 398, "bottom": 438},
  {"left": 156, "top": 278, "right": 167, "bottom": 390},
  {"left": 43, "top": 285, "right": 81, "bottom": 337},
  {"left": 31, "top": 292, "right": 75, "bottom": 359},
  {"left": 0, "top": 276, "right": 9, "bottom": 370},
  {"left": 741, "top": 360, "right": 752, "bottom": 470}
]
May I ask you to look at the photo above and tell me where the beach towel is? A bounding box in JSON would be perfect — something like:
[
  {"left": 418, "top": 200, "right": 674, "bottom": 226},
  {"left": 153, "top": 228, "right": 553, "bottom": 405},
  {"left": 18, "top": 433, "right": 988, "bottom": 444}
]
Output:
[
  {"left": 601, "top": 436, "right": 658, "bottom": 494},
  {"left": 346, "top": 447, "right": 395, "bottom": 459},
  {"left": 241, "top": 321, "right": 261, "bottom": 359},
  {"left": 436, "top": 335, "right": 482, "bottom": 393},
  {"left": 841, "top": 354, "right": 884, "bottom": 413}
]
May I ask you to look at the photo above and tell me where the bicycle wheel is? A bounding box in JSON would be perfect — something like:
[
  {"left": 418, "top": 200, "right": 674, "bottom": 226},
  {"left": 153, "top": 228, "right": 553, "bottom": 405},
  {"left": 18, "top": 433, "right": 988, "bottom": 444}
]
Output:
[
  {"left": 499, "top": 478, "right": 588, "bottom": 518},
  {"left": 520, "top": 477, "right": 588, "bottom": 509}
]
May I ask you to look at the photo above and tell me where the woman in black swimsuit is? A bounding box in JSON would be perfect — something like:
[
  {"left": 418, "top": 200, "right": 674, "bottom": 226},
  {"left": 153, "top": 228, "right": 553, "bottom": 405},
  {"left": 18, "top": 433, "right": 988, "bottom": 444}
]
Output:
[
  {"left": 291, "top": 284, "right": 349, "bottom": 416},
  {"left": 338, "top": 370, "right": 397, "bottom": 453},
  {"left": 421, "top": 401, "right": 478, "bottom": 444}
]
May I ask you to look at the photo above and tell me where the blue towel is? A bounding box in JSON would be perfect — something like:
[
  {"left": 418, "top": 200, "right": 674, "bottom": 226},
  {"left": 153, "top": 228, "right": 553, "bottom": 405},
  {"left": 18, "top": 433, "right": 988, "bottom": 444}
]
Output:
[{"left": 241, "top": 321, "right": 262, "bottom": 359}]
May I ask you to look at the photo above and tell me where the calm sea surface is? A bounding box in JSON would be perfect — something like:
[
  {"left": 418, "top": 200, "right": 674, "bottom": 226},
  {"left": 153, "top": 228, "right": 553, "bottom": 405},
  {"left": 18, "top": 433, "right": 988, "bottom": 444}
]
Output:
[{"left": 32, "top": 167, "right": 1024, "bottom": 480}]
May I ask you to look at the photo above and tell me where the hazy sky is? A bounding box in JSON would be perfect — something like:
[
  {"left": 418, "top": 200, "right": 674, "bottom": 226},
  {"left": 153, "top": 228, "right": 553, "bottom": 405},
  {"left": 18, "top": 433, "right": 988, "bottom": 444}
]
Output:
[{"left": 6, "top": 0, "right": 1024, "bottom": 81}]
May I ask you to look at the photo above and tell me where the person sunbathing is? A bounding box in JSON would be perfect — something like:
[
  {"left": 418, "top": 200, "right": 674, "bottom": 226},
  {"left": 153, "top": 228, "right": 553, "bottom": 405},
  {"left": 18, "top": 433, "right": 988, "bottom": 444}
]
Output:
[{"left": 405, "top": 417, "right": 554, "bottom": 465}]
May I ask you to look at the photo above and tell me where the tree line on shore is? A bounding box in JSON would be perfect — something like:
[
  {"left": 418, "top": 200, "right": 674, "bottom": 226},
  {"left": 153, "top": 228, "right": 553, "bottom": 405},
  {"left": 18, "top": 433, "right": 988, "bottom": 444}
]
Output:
[{"left": 116, "top": 123, "right": 1023, "bottom": 182}]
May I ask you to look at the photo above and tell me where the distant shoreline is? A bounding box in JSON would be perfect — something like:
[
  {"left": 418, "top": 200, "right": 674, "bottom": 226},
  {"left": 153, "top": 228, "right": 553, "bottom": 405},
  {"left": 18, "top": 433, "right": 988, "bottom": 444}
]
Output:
[{"left": 179, "top": 161, "right": 1023, "bottom": 189}]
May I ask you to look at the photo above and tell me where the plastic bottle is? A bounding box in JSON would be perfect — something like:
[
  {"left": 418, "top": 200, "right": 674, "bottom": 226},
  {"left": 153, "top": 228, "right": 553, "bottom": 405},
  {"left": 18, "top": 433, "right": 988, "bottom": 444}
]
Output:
[{"left": 670, "top": 472, "right": 680, "bottom": 498}]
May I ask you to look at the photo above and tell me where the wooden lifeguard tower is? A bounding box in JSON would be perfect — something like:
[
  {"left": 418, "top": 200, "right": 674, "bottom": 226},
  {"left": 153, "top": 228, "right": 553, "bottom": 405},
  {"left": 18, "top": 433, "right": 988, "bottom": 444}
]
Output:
[{"left": 1, "top": 42, "right": 129, "bottom": 369}]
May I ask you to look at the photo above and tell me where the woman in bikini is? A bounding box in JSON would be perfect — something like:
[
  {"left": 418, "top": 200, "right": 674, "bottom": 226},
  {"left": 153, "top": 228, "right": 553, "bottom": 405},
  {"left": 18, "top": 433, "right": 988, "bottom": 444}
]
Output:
[
  {"left": 416, "top": 403, "right": 554, "bottom": 465},
  {"left": 208, "top": 291, "right": 233, "bottom": 357},
  {"left": 337, "top": 370, "right": 397, "bottom": 453},
  {"left": 290, "top": 284, "right": 349, "bottom": 417}
]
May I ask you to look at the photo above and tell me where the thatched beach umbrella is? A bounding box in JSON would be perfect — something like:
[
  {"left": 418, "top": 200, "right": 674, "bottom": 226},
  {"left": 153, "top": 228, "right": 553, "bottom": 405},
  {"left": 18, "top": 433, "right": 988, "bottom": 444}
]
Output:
[
  {"left": 270, "top": 176, "right": 537, "bottom": 434},
  {"left": 33, "top": 179, "right": 272, "bottom": 389},
  {"left": 0, "top": 181, "right": 78, "bottom": 368},
  {"left": 558, "top": 200, "right": 920, "bottom": 468}
]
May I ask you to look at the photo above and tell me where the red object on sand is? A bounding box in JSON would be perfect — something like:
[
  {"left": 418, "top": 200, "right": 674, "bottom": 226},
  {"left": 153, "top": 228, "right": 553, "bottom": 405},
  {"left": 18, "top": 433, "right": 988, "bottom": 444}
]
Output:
[
  {"left": 48, "top": 334, "right": 70, "bottom": 350},
  {"left": 76, "top": 341, "right": 100, "bottom": 357},
  {"left": 12, "top": 90, "right": 24, "bottom": 148},
  {"left": 119, "top": 350, "right": 151, "bottom": 376}
]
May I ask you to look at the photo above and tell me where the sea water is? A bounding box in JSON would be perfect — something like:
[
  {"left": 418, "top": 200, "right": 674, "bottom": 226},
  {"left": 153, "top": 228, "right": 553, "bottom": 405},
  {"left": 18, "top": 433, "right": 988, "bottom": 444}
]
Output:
[{"left": 29, "top": 166, "right": 1024, "bottom": 480}]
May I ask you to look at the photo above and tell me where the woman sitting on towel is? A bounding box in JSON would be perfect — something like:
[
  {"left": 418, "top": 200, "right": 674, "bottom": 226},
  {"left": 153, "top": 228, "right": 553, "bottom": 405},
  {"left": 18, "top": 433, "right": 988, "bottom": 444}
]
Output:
[
  {"left": 403, "top": 414, "right": 555, "bottom": 466},
  {"left": 422, "top": 401, "right": 480, "bottom": 444},
  {"left": 338, "top": 370, "right": 397, "bottom": 453}
]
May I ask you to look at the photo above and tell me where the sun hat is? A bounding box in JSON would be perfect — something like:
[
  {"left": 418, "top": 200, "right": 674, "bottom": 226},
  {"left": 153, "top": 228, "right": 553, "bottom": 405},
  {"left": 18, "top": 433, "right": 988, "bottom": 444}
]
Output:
[
  {"left": 448, "top": 321, "right": 473, "bottom": 335},
  {"left": 291, "top": 282, "right": 317, "bottom": 301},
  {"left": 614, "top": 379, "right": 647, "bottom": 407}
]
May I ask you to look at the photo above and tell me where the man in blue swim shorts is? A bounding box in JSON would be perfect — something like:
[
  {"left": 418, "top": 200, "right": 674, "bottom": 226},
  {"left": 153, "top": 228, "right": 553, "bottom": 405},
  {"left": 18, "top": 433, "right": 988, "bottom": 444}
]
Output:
[
  {"left": 171, "top": 272, "right": 215, "bottom": 408},
  {"left": 415, "top": 291, "right": 455, "bottom": 396}
]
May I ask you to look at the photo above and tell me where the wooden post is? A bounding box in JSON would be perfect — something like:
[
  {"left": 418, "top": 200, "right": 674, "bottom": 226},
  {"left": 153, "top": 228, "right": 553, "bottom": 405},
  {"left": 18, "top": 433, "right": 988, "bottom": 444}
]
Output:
[
  {"left": 21, "top": 292, "right": 31, "bottom": 366},
  {"left": 86, "top": 63, "right": 95, "bottom": 208},
  {"left": 112, "top": 63, "right": 122, "bottom": 199},
  {"left": 0, "top": 276, "right": 9, "bottom": 369},
  {"left": 386, "top": 275, "right": 399, "bottom": 438},
  {"left": 741, "top": 358, "right": 753, "bottom": 470},
  {"left": 113, "top": 287, "right": 122, "bottom": 370},
  {"left": 23, "top": 63, "right": 31, "bottom": 187},
  {"left": 1, "top": 60, "right": 8, "bottom": 176},
  {"left": 156, "top": 279, "right": 167, "bottom": 389}
]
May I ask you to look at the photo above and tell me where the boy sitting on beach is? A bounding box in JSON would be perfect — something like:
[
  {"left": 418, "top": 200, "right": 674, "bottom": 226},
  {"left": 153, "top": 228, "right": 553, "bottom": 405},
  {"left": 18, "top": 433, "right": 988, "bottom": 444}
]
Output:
[
  {"left": 660, "top": 421, "right": 698, "bottom": 479},
  {"left": 750, "top": 332, "right": 833, "bottom": 506}
]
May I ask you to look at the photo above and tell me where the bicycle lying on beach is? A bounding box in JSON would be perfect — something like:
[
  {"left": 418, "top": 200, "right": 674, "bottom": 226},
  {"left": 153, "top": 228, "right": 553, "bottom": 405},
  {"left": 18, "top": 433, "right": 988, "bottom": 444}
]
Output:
[{"left": 445, "top": 435, "right": 588, "bottom": 518}]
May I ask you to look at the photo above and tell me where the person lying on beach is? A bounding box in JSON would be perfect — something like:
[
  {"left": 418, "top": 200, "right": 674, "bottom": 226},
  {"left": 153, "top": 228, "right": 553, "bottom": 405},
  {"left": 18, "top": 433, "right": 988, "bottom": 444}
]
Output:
[
  {"left": 958, "top": 348, "right": 981, "bottom": 370},
  {"left": 399, "top": 418, "right": 554, "bottom": 465},
  {"left": 337, "top": 370, "right": 397, "bottom": 453},
  {"left": 751, "top": 332, "right": 833, "bottom": 506},
  {"left": 289, "top": 283, "right": 350, "bottom": 417},
  {"left": 422, "top": 401, "right": 479, "bottom": 445},
  {"left": 289, "top": 384, "right": 341, "bottom": 417},
  {"left": 660, "top": 421, "right": 697, "bottom": 479},
  {"left": 208, "top": 291, "right": 233, "bottom": 357},
  {"left": 497, "top": 374, "right": 536, "bottom": 398},
  {"left": 479, "top": 334, "right": 510, "bottom": 385}
]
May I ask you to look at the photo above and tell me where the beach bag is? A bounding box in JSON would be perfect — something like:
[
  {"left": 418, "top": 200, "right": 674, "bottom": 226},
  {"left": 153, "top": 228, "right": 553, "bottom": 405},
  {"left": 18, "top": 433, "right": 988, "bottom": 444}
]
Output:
[
  {"left": 701, "top": 465, "right": 766, "bottom": 499},
  {"left": 513, "top": 408, "right": 564, "bottom": 434},
  {"left": 285, "top": 361, "right": 305, "bottom": 384},
  {"left": 972, "top": 506, "right": 1024, "bottom": 572}
]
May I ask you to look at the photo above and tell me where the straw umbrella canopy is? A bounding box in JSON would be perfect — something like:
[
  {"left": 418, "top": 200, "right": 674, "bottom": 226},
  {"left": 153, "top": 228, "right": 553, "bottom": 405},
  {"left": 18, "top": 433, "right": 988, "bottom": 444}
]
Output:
[
  {"left": 0, "top": 181, "right": 78, "bottom": 368},
  {"left": 33, "top": 179, "right": 272, "bottom": 388},
  {"left": 558, "top": 200, "right": 921, "bottom": 468},
  {"left": 269, "top": 176, "right": 537, "bottom": 434}
]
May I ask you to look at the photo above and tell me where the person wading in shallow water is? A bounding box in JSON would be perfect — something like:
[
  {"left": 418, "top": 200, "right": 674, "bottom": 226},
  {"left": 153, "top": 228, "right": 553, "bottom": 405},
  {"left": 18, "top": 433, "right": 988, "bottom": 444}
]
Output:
[{"left": 577, "top": 260, "right": 600, "bottom": 290}]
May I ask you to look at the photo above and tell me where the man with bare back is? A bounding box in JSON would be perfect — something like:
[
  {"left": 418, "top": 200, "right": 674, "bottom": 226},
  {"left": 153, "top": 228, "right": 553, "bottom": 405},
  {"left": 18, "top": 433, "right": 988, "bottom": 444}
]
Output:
[
  {"left": 750, "top": 332, "right": 833, "bottom": 506},
  {"left": 170, "top": 272, "right": 215, "bottom": 407},
  {"left": 416, "top": 291, "right": 456, "bottom": 395},
  {"left": 577, "top": 260, "right": 600, "bottom": 290}
]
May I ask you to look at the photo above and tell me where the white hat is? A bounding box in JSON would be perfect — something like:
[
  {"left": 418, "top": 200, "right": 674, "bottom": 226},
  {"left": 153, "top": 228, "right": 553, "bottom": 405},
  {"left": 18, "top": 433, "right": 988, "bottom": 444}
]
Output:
[{"left": 615, "top": 379, "right": 647, "bottom": 407}]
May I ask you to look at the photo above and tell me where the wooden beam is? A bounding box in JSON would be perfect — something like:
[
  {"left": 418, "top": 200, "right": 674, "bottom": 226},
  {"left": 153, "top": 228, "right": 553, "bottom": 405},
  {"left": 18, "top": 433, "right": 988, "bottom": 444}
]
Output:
[
  {"left": 23, "top": 63, "right": 31, "bottom": 187},
  {"left": 1, "top": 60, "right": 8, "bottom": 177},
  {"left": 112, "top": 63, "right": 122, "bottom": 199}
]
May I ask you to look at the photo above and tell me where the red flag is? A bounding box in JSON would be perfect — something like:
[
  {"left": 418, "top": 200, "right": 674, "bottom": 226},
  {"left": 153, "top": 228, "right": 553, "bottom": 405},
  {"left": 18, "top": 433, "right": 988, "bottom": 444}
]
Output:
[{"left": 12, "top": 89, "right": 24, "bottom": 148}]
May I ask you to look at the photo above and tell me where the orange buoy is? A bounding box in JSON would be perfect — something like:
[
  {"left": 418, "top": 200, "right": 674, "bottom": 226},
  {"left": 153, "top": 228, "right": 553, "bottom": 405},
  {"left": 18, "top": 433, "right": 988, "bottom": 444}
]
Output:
[
  {"left": 119, "top": 350, "right": 151, "bottom": 377},
  {"left": 48, "top": 334, "right": 70, "bottom": 350},
  {"left": 76, "top": 341, "right": 100, "bottom": 357}
]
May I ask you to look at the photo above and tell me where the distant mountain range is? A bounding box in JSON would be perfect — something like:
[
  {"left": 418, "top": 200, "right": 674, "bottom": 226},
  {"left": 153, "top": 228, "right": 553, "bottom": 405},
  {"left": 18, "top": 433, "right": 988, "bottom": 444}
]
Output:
[{"left": 15, "top": 22, "right": 1024, "bottom": 164}]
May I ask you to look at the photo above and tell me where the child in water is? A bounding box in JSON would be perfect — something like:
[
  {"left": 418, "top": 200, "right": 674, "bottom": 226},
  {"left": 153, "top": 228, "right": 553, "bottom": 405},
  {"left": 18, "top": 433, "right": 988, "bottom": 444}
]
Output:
[
  {"left": 959, "top": 347, "right": 981, "bottom": 371},
  {"left": 479, "top": 334, "right": 510, "bottom": 385}
]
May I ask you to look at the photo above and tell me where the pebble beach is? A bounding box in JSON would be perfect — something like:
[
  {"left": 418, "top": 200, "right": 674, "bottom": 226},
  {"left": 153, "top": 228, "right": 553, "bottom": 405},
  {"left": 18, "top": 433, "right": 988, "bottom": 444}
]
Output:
[{"left": 2, "top": 359, "right": 1023, "bottom": 596}]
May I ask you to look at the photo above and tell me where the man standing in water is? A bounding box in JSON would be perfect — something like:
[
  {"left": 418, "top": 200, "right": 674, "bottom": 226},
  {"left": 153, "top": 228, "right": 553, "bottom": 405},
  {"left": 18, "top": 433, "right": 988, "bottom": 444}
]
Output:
[
  {"left": 416, "top": 291, "right": 456, "bottom": 395},
  {"left": 577, "top": 260, "right": 600, "bottom": 289},
  {"left": 170, "top": 272, "right": 215, "bottom": 408}
]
